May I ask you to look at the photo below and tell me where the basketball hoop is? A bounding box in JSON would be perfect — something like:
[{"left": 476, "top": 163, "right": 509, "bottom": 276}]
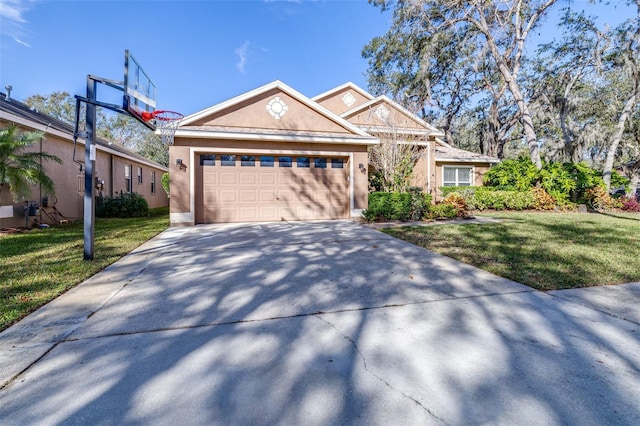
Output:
[{"left": 143, "top": 110, "right": 184, "bottom": 145}]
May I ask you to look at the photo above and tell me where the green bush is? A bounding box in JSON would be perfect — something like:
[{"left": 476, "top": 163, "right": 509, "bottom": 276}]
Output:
[
  {"left": 96, "top": 191, "right": 149, "bottom": 218},
  {"left": 483, "top": 156, "right": 539, "bottom": 191},
  {"left": 363, "top": 191, "right": 432, "bottom": 221},
  {"left": 161, "top": 173, "right": 170, "bottom": 197},
  {"left": 428, "top": 202, "right": 458, "bottom": 220},
  {"left": 440, "top": 187, "right": 536, "bottom": 211}
]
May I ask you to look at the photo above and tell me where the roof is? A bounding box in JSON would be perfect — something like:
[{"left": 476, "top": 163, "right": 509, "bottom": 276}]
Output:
[
  {"left": 177, "top": 80, "right": 378, "bottom": 145},
  {"left": 0, "top": 93, "right": 168, "bottom": 171},
  {"left": 435, "top": 141, "right": 500, "bottom": 164}
]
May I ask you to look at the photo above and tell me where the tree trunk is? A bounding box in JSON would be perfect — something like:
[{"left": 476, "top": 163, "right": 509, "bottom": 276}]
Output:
[{"left": 603, "top": 93, "right": 637, "bottom": 190}]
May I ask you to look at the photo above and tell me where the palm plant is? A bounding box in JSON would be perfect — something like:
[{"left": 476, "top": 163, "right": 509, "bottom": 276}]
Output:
[{"left": 0, "top": 124, "right": 62, "bottom": 203}]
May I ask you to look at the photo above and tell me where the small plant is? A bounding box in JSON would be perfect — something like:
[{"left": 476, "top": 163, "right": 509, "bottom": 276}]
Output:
[
  {"left": 362, "top": 192, "right": 432, "bottom": 222},
  {"left": 96, "top": 191, "right": 149, "bottom": 218},
  {"left": 585, "top": 186, "right": 622, "bottom": 210},
  {"left": 428, "top": 202, "right": 458, "bottom": 220},
  {"left": 531, "top": 187, "right": 556, "bottom": 210},
  {"left": 621, "top": 197, "right": 640, "bottom": 212},
  {"left": 443, "top": 193, "right": 469, "bottom": 218}
]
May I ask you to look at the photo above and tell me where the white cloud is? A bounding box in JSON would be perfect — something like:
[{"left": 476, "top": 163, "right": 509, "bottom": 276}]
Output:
[
  {"left": 13, "top": 37, "right": 31, "bottom": 48},
  {"left": 235, "top": 41, "right": 250, "bottom": 74},
  {"left": 0, "top": 0, "right": 37, "bottom": 47}
]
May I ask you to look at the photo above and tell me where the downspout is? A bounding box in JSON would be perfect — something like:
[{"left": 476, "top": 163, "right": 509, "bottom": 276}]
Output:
[{"left": 39, "top": 135, "right": 43, "bottom": 225}]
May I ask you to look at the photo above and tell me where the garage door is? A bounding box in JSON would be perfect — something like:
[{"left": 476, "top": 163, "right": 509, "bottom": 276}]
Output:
[{"left": 195, "top": 154, "right": 349, "bottom": 223}]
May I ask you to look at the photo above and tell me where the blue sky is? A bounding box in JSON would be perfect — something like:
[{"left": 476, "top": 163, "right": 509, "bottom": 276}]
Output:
[{"left": 0, "top": 0, "right": 633, "bottom": 118}]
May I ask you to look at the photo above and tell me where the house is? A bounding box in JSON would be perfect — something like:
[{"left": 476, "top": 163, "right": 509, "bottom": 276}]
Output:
[
  {"left": 0, "top": 92, "right": 169, "bottom": 229},
  {"left": 169, "top": 81, "right": 498, "bottom": 226}
]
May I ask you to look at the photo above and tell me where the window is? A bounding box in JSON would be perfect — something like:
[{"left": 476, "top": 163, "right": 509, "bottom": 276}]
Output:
[
  {"left": 297, "top": 157, "right": 310, "bottom": 168},
  {"left": 200, "top": 154, "right": 215, "bottom": 166},
  {"left": 137, "top": 167, "right": 143, "bottom": 184},
  {"left": 278, "top": 156, "right": 292, "bottom": 167},
  {"left": 241, "top": 155, "right": 256, "bottom": 167},
  {"left": 331, "top": 158, "right": 344, "bottom": 169},
  {"left": 221, "top": 155, "right": 236, "bottom": 166},
  {"left": 151, "top": 171, "right": 156, "bottom": 194},
  {"left": 125, "top": 164, "right": 132, "bottom": 193},
  {"left": 443, "top": 166, "right": 473, "bottom": 186},
  {"left": 314, "top": 158, "right": 327, "bottom": 169},
  {"left": 260, "top": 156, "right": 274, "bottom": 167}
]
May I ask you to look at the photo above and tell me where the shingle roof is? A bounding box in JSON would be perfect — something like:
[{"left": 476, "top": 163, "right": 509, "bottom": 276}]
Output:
[{"left": 435, "top": 142, "right": 500, "bottom": 163}]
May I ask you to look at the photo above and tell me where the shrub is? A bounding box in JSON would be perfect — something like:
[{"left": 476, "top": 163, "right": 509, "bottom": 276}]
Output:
[
  {"left": 483, "top": 156, "right": 539, "bottom": 191},
  {"left": 363, "top": 191, "right": 432, "bottom": 222},
  {"left": 96, "top": 191, "right": 149, "bottom": 218},
  {"left": 443, "top": 193, "right": 470, "bottom": 217},
  {"left": 539, "top": 162, "right": 576, "bottom": 204},
  {"left": 428, "top": 202, "right": 458, "bottom": 220},
  {"left": 161, "top": 173, "right": 170, "bottom": 197},
  {"left": 441, "top": 187, "right": 536, "bottom": 211},
  {"left": 585, "top": 186, "right": 622, "bottom": 210},
  {"left": 531, "top": 187, "right": 556, "bottom": 210},
  {"left": 621, "top": 197, "right": 640, "bottom": 212}
]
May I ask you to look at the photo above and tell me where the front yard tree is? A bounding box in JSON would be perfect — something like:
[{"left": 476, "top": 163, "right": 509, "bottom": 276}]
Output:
[
  {"left": 366, "top": 0, "right": 560, "bottom": 169},
  {"left": 0, "top": 124, "right": 62, "bottom": 202},
  {"left": 602, "top": 0, "right": 639, "bottom": 190}
]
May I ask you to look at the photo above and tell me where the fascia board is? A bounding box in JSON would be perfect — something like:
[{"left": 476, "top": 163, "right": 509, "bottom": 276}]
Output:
[
  {"left": 174, "top": 128, "right": 379, "bottom": 145},
  {"left": 311, "top": 82, "right": 375, "bottom": 102},
  {"left": 436, "top": 157, "right": 501, "bottom": 164}
]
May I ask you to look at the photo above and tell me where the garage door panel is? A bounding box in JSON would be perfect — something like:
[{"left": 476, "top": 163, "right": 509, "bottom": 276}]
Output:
[
  {"left": 220, "top": 172, "right": 237, "bottom": 185},
  {"left": 220, "top": 190, "right": 238, "bottom": 202},
  {"left": 259, "top": 191, "right": 276, "bottom": 202},
  {"left": 260, "top": 173, "right": 276, "bottom": 185},
  {"left": 239, "top": 190, "right": 257, "bottom": 202},
  {"left": 240, "top": 173, "right": 257, "bottom": 185}
]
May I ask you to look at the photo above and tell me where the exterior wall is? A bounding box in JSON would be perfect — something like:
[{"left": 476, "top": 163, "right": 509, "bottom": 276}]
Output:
[
  {"left": 434, "top": 161, "right": 493, "bottom": 201},
  {"left": 314, "top": 87, "right": 372, "bottom": 116},
  {"left": 169, "top": 137, "right": 369, "bottom": 226},
  {"left": 0, "top": 118, "right": 168, "bottom": 229}
]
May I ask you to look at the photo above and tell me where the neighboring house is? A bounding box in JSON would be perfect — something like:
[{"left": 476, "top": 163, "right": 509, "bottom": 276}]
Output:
[
  {"left": 169, "top": 81, "right": 498, "bottom": 226},
  {"left": 0, "top": 93, "right": 169, "bottom": 229}
]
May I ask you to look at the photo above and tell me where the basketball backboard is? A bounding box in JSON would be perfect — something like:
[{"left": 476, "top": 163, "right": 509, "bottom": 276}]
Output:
[{"left": 123, "top": 50, "right": 156, "bottom": 129}]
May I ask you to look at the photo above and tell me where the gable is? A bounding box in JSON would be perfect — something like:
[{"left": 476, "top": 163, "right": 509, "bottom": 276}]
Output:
[
  {"left": 312, "top": 82, "right": 374, "bottom": 116},
  {"left": 180, "top": 81, "right": 373, "bottom": 142},
  {"left": 343, "top": 97, "right": 436, "bottom": 135}
]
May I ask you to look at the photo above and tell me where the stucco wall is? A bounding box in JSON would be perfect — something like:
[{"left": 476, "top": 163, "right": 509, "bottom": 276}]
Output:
[{"left": 0, "top": 119, "right": 168, "bottom": 229}]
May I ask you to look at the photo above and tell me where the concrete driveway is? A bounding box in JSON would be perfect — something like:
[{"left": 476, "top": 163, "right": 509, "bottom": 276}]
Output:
[{"left": 1, "top": 220, "right": 639, "bottom": 425}]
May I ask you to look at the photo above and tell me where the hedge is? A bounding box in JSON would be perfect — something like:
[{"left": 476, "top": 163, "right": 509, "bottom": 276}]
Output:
[{"left": 363, "top": 191, "right": 432, "bottom": 221}]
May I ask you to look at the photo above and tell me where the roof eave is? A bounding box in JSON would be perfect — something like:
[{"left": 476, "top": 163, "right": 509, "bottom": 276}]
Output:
[{"left": 174, "top": 128, "right": 379, "bottom": 145}]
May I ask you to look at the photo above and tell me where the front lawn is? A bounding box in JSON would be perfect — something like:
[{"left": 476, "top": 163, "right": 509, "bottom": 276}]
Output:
[
  {"left": 0, "top": 207, "right": 169, "bottom": 331},
  {"left": 383, "top": 211, "right": 640, "bottom": 291}
]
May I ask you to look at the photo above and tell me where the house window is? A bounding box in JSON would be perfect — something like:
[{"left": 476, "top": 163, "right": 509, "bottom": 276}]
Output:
[
  {"left": 125, "top": 164, "right": 132, "bottom": 193},
  {"left": 278, "top": 156, "right": 292, "bottom": 167},
  {"left": 241, "top": 155, "right": 256, "bottom": 167},
  {"left": 137, "top": 167, "right": 143, "bottom": 184},
  {"left": 314, "top": 158, "right": 327, "bottom": 169},
  {"left": 260, "top": 156, "right": 274, "bottom": 167},
  {"left": 221, "top": 155, "right": 236, "bottom": 166},
  {"left": 151, "top": 171, "right": 156, "bottom": 194},
  {"left": 297, "top": 157, "right": 310, "bottom": 168},
  {"left": 443, "top": 166, "right": 473, "bottom": 186},
  {"left": 200, "top": 154, "right": 215, "bottom": 166},
  {"left": 331, "top": 158, "right": 344, "bottom": 169}
]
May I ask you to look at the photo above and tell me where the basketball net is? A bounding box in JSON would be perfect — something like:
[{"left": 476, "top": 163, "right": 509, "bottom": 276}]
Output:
[{"left": 144, "top": 110, "right": 183, "bottom": 145}]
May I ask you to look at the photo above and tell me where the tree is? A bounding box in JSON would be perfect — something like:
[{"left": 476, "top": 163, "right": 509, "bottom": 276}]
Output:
[
  {"left": 24, "top": 91, "right": 161, "bottom": 161},
  {"left": 366, "top": 0, "right": 560, "bottom": 169},
  {"left": 0, "top": 124, "right": 62, "bottom": 203},
  {"left": 601, "top": 0, "right": 639, "bottom": 190},
  {"left": 368, "top": 127, "right": 423, "bottom": 193}
]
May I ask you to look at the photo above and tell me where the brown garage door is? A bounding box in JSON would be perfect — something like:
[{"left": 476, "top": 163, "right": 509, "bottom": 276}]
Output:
[{"left": 195, "top": 154, "right": 349, "bottom": 223}]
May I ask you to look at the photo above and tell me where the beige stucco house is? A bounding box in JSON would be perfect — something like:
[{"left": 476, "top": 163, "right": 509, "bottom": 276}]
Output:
[
  {"left": 0, "top": 93, "right": 169, "bottom": 229},
  {"left": 169, "top": 81, "right": 498, "bottom": 226}
]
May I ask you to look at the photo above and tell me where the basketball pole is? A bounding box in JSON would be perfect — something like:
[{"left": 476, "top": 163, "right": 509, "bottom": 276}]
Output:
[{"left": 83, "top": 76, "right": 97, "bottom": 260}]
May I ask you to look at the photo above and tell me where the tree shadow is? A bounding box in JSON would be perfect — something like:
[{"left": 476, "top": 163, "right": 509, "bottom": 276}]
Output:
[{"left": 0, "top": 221, "right": 639, "bottom": 424}]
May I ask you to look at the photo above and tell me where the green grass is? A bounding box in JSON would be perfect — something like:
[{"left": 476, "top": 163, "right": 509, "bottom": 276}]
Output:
[
  {"left": 0, "top": 207, "right": 169, "bottom": 331},
  {"left": 383, "top": 211, "right": 640, "bottom": 291}
]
